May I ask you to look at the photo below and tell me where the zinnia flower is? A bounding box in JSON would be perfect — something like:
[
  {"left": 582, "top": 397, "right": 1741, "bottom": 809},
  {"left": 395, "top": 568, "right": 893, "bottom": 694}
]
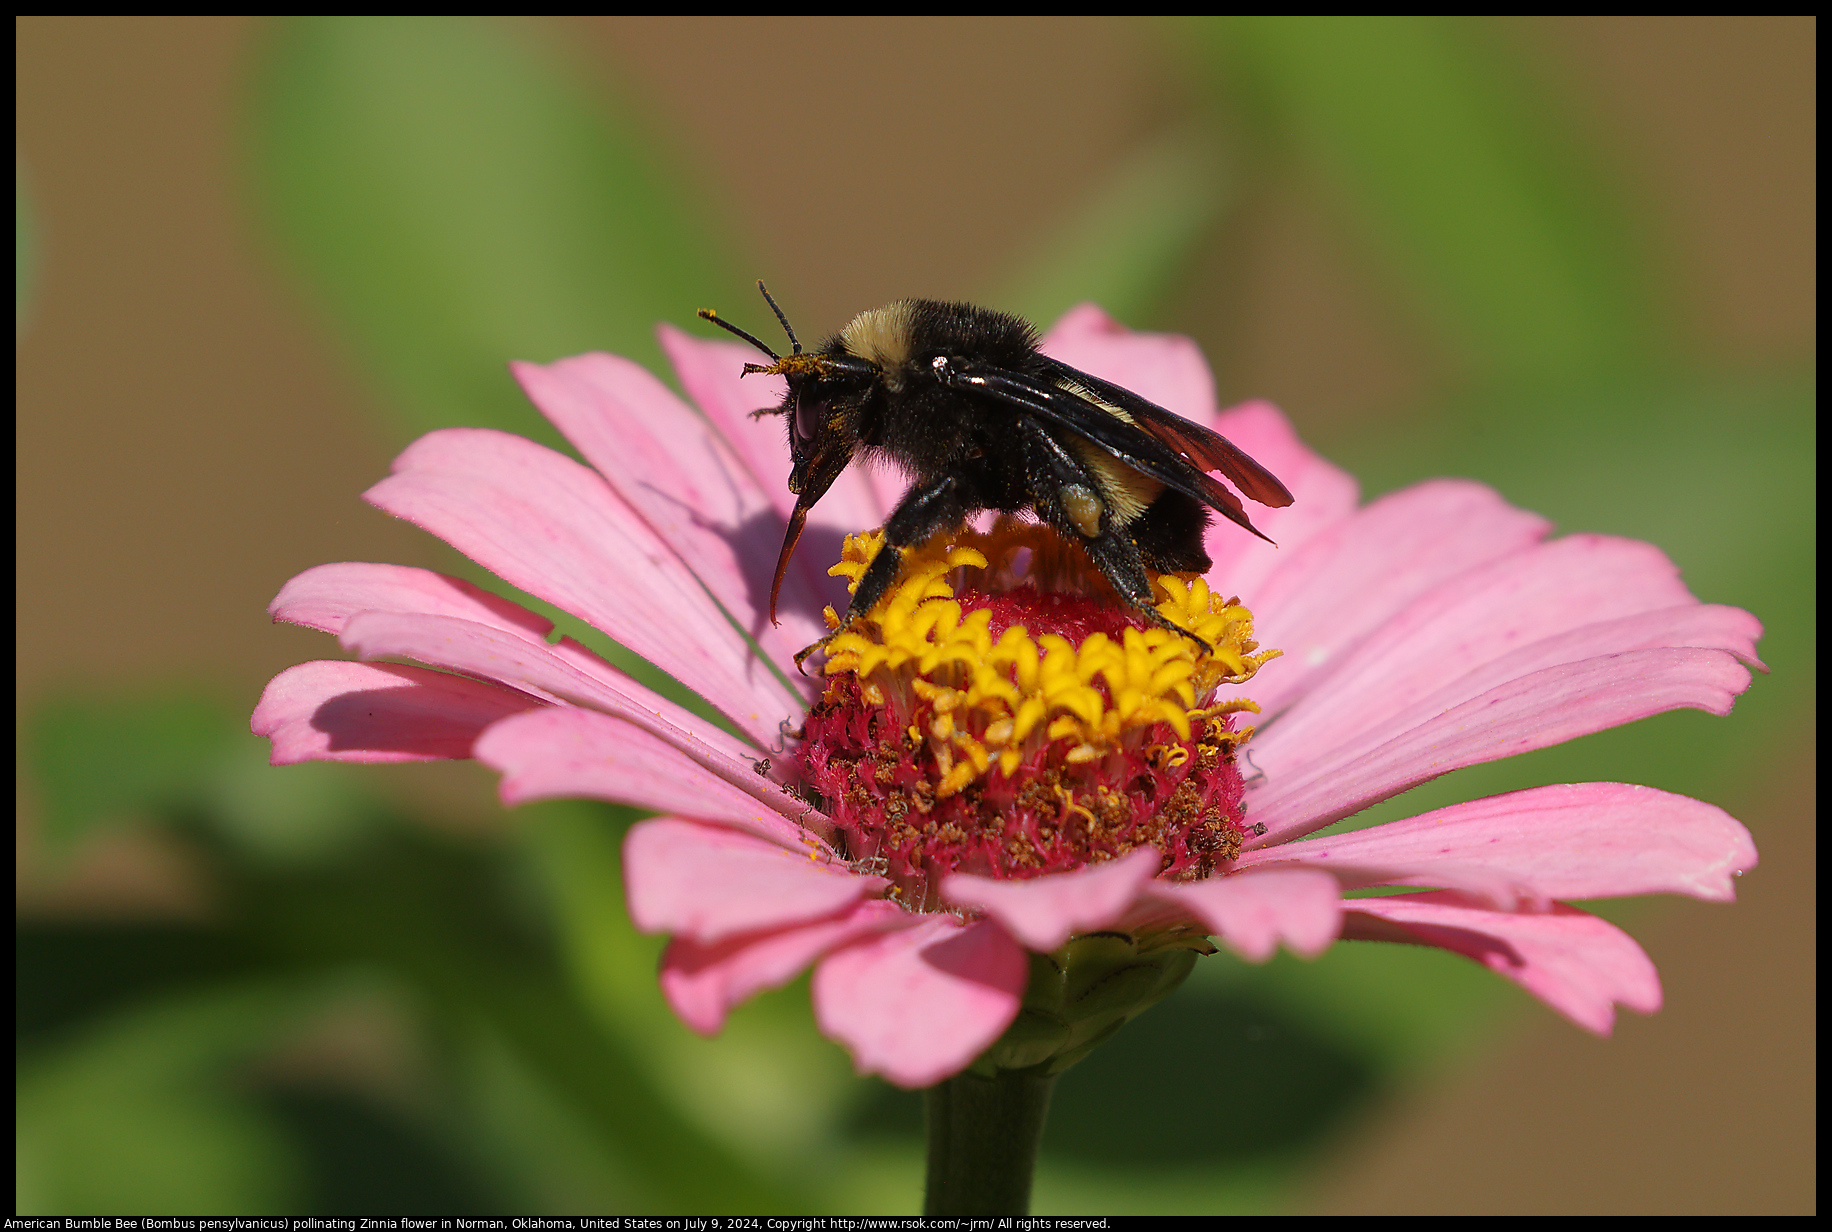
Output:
[{"left": 254, "top": 305, "right": 1762, "bottom": 1090}]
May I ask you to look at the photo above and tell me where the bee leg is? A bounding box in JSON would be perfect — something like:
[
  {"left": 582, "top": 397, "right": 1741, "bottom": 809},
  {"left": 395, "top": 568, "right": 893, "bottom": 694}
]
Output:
[
  {"left": 850, "top": 472, "right": 972, "bottom": 622},
  {"left": 1077, "top": 525, "right": 1215, "bottom": 655},
  {"left": 794, "top": 472, "right": 971, "bottom": 667},
  {"left": 1019, "top": 421, "right": 1213, "bottom": 654}
]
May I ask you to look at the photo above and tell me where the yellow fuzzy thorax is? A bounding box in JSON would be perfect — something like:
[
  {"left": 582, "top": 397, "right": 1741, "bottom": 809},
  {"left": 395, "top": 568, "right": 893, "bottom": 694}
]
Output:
[{"left": 815, "top": 522, "right": 1280, "bottom": 798}]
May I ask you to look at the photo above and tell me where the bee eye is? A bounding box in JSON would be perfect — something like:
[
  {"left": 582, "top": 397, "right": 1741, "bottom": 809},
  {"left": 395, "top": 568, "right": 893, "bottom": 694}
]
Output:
[{"left": 794, "top": 392, "right": 820, "bottom": 443}]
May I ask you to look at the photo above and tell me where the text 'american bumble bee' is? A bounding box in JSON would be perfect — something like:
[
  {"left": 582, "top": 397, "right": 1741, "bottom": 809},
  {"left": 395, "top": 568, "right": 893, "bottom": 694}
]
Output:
[{"left": 699, "top": 283, "right": 1295, "bottom": 655}]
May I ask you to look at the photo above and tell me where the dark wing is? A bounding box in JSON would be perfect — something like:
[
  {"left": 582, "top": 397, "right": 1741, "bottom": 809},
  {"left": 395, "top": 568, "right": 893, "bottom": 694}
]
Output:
[
  {"left": 943, "top": 360, "right": 1277, "bottom": 542},
  {"left": 1036, "top": 357, "right": 1295, "bottom": 509}
]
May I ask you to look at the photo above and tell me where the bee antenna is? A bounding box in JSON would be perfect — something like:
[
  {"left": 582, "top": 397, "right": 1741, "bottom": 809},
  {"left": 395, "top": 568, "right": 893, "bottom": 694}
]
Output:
[
  {"left": 696, "top": 306, "right": 781, "bottom": 362},
  {"left": 756, "top": 280, "right": 802, "bottom": 355}
]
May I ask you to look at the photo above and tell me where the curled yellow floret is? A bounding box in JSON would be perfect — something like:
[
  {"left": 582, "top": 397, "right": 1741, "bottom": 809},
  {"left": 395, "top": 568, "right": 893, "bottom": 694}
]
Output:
[{"left": 817, "top": 523, "right": 1279, "bottom": 797}]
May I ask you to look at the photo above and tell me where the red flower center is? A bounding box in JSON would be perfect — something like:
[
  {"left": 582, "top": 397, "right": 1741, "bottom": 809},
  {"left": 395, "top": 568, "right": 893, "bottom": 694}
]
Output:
[{"left": 793, "top": 522, "right": 1277, "bottom": 912}]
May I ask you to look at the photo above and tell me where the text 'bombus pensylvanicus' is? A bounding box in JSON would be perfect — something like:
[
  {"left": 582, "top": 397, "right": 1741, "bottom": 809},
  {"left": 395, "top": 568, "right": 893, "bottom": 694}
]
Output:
[{"left": 699, "top": 283, "right": 1295, "bottom": 654}]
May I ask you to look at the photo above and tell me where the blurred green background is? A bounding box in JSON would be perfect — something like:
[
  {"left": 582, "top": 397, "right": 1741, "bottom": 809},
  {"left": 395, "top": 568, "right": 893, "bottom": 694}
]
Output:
[{"left": 16, "top": 16, "right": 1814, "bottom": 1215}]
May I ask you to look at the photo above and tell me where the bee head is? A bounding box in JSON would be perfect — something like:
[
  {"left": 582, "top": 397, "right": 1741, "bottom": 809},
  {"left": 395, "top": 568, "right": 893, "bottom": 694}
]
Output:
[
  {"left": 699, "top": 283, "right": 882, "bottom": 497},
  {"left": 698, "top": 282, "right": 881, "bottom": 623}
]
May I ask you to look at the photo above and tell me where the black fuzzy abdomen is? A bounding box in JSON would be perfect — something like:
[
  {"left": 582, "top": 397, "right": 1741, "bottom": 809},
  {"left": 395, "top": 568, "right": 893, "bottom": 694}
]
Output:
[{"left": 1128, "top": 487, "right": 1213, "bottom": 574}]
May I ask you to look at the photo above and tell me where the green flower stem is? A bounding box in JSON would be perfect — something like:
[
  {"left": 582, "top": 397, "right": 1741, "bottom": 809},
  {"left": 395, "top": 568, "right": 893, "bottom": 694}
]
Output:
[{"left": 923, "top": 1067, "right": 1058, "bottom": 1216}]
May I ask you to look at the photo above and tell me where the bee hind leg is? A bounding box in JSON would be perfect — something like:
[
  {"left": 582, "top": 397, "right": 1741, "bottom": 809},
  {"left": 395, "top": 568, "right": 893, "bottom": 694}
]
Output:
[
  {"left": 1133, "top": 602, "right": 1215, "bottom": 655},
  {"left": 1077, "top": 522, "right": 1214, "bottom": 656},
  {"left": 1019, "top": 419, "right": 1215, "bottom": 655}
]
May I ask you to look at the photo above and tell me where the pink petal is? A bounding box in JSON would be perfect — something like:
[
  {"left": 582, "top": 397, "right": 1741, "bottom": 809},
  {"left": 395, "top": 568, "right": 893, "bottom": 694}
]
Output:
[
  {"left": 473, "top": 706, "right": 817, "bottom": 849},
  {"left": 1039, "top": 304, "right": 1221, "bottom": 428},
  {"left": 1241, "top": 782, "right": 1758, "bottom": 906},
  {"left": 338, "top": 606, "right": 664, "bottom": 711},
  {"left": 940, "top": 845, "right": 1163, "bottom": 951},
  {"left": 813, "top": 915, "right": 1028, "bottom": 1089},
  {"left": 253, "top": 660, "right": 545, "bottom": 764},
  {"left": 338, "top": 608, "right": 802, "bottom": 812},
  {"left": 1272, "top": 604, "right": 1764, "bottom": 775},
  {"left": 659, "top": 899, "right": 917, "bottom": 1035},
  {"left": 1199, "top": 401, "right": 1362, "bottom": 601},
  {"left": 1342, "top": 892, "right": 1661, "bottom": 1035},
  {"left": 624, "top": 817, "right": 882, "bottom": 943},
  {"left": 338, "top": 608, "right": 589, "bottom": 702},
  {"left": 1255, "top": 534, "right": 1764, "bottom": 769},
  {"left": 319, "top": 607, "right": 814, "bottom": 834},
  {"left": 1244, "top": 480, "right": 1553, "bottom": 717},
  {"left": 658, "top": 324, "right": 888, "bottom": 533},
  {"left": 363, "top": 427, "right": 796, "bottom": 746},
  {"left": 269, "top": 562, "right": 553, "bottom": 642},
  {"left": 510, "top": 355, "right": 838, "bottom": 660},
  {"left": 1248, "top": 646, "right": 1756, "bottom": 843},
  {"left": 1148, "top": 867, "right": 1342, "bottom": 961}
]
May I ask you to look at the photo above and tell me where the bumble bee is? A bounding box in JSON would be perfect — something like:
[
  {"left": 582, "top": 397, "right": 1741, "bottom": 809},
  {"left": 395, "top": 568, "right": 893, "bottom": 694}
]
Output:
[{"left": 698, "top": 283, "right": 1294, "bottom": 652}]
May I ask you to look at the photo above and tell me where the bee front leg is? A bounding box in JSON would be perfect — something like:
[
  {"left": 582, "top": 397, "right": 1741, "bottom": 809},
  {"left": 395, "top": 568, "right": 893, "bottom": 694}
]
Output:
[
  {"left": 846, "top": 472, "right": 973, "bottom": 624},
  {"left": 793, "top": 472, "right": 971, "bottom": 669}
]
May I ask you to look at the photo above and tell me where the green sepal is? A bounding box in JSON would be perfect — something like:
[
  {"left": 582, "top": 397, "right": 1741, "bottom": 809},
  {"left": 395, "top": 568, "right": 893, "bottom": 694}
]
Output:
[{"left": 971, "top": 928, "right": 1213, "bottom": 1079}]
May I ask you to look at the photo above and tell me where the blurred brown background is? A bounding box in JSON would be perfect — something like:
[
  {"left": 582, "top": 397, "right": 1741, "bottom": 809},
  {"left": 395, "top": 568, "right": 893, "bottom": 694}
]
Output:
[{"left": 16, "top": 16, "right": 1815, "bottom": 1214}]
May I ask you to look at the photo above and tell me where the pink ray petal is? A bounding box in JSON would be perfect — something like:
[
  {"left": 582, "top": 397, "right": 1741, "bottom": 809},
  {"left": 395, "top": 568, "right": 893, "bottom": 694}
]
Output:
[
  {"left": 624, "top": 816, "right": 882, "bottom": 944},
  {"left": 660, "top": 899, "right": 919, "bottom": 1036},
  {"left": 270, "top": 561, "right": 555, "bottom": 641},
  {"left": 336, "top": 610, "right": 812, "bottom": 826},
  {"left": 1244, "top": 480, "right": 1553, "bottom": 717},
  {"left": 1148, "top": 867, "right": 1341, "bottom": 961},
  {"left": 1200, "top": 401, "right": 1362, "bottom": 601},
  {"left": 658, "top": 324, "right": 888, "bottom": 533},
  {"left": 1342, "top": 892, "right": 1661, "bottom": 1034},
  {"left": 940, "top": 845, "right": 1164, "bottom": 951},
  {"left": 339, "top": 607, "right": 664, "bottom": 714},
  {"left": 1240, "top": 782, "right": 1758, "bottom": 907},
  {"left": 1255, "top": 535, "right": 1765, "bottom": 767},
  {"left": 253, "top": 660, "right": 546, "bottom": 764},
  {"left": 1040, "top": 303, "right": 1221, "bottom": 429},
  {"left": 1249, "top": 646, "right": 1756, "bottom": 843},
  {"left": 1254, "top": 600, "right": 1763, "bottom": 813},
  {"left": 510, "top": 355, "right": 838, "bottom": 660},
  {"left": 1264, "top": 604, "right": 1765, "bottom": 782},
  {"left": 363, "top": 427, "right": 796, "bottom": 746},
  {"left": 472, "top": 704, "right": 817, "bottom": 848},
  {"left": 813, "top": 915, "right": 1028, "bottom": 1089},
  {"left": 340, "top": 612, "right": 784, "bottom": 803}
]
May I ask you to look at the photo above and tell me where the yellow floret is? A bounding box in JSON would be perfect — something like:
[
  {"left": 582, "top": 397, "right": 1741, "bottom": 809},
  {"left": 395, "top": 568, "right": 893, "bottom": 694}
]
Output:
[{"left": 817, "top": 522, "right": 1277, "bottom": 798}]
